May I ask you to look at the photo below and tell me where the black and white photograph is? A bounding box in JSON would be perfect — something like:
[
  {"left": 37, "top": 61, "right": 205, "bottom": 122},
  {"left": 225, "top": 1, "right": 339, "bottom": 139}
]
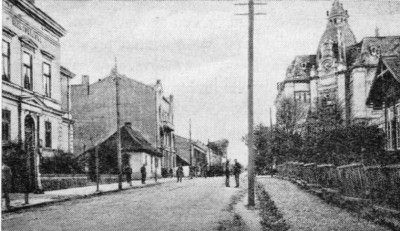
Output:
[{"left": 1, "top": 0, "right": 400, "bottom": 230}]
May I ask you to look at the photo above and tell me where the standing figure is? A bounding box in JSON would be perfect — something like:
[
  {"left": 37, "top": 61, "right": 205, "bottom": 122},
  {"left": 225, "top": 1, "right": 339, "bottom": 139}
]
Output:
[
  {"left": 140, "top": 164, "right": 147, "bottom": 184},
  {"left": 176, "top": 165, "right": 184, "bottom": 183},
  {"left": 2, "top": 163, "right": 12, "bottom": 210},
  {"left": 124, "top": 166, "right": 133, "bottom": 187},
  {"left": 233, "top": 159, "right": 242, "bottom": 188},
  {"left": 169, "top": 168, "right": 173, "bottom": 178},
  {"left": 189, "top": 166, "right": 194, "bottom": 179},
  {"left": 225, "top": 160, "right": 230, "bottom": 187}
]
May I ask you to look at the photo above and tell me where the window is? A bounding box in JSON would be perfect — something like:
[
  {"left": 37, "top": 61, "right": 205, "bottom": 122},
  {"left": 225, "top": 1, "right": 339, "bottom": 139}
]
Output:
[
  {"left": 45, "top": 121, "right": 52, "bottom": 148},
  {"left": 23, "top": 52, "right": 33, "bottom": 90},
  {"left": 294, "top": 91, "right": 310, "bottom": 103},
  {"left": 43, "top": 62, "right": 51, "bottom": 97},
  {"left": 2, "top": 40, "right": 10, "bottom": 81},
  {"left": 386, "top": 107, "right": 394, "bottom": 150},
  {"left": 396, "top": 104, "right": 400, "bottom": 150},
  {"left": 2, "top": 110, "right": 11, "bottom": 142}
]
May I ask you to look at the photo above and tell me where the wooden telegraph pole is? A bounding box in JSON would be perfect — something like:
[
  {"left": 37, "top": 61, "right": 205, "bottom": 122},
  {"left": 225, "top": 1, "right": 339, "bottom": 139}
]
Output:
[
  {"left": 236, "top": 0, "right": 265, "bottom": 207},
  {"left": 114, "top": 58, "right": 123, "bottom": 190},
  {"left": 247, "top": 0, "right": 255, "bottom": 207}
]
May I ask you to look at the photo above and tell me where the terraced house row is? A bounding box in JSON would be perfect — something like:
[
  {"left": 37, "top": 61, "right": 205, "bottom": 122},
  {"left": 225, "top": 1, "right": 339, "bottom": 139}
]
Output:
[{"left": 2, "top": 0, "right": 229, "bottom": 190}]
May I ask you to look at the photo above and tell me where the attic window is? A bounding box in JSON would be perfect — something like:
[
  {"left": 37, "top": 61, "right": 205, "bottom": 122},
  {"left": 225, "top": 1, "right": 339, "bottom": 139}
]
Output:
[{"left": 301, "top": 63, "right": 307, "bottom": 68}]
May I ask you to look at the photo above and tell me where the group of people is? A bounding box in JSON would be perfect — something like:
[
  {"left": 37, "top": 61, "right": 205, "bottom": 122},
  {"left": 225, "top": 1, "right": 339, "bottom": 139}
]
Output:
[
  {"left": 124, "top": 164, "right": 149, "bottom": 186},
  {"left": 122, "top": 160, "right": 242, "bottom": 187},
  {"left": 225, "top": 159, "right": 242, "bottom": 188}
]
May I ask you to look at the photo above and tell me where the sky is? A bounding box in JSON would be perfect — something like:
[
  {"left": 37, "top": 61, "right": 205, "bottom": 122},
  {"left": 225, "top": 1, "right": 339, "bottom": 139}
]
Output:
[{"left": 36, "top": 0, "right": 400, "bottom": 165}]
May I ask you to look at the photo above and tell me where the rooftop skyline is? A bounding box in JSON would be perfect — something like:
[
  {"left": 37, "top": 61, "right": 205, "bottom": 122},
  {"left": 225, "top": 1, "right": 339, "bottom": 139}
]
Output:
[{"left": 36, "top": 0, "right": 400, "bottom": 165}]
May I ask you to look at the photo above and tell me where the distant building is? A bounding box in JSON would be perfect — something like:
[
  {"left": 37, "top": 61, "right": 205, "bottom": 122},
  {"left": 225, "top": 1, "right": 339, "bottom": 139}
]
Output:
[
  {"left": 207, "top": 139, "right": 228, "bottom": 166},
  {"left": 175, "top": 135, "right": 191, "bottom": 166},
  {"left": 2, "top": 0, "right": 74, "bottom": 190},
  {"left": 71, "top": 68, "right": 176, "bottom": 171},
  {"left": 275, "top": 0, "right": 400, "bottom": 125}
]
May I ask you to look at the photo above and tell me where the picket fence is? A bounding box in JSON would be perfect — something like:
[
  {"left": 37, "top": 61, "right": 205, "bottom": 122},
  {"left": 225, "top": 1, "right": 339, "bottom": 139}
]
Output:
[{"left": 276, "top": 162, "right": 400, "bottom": 210}]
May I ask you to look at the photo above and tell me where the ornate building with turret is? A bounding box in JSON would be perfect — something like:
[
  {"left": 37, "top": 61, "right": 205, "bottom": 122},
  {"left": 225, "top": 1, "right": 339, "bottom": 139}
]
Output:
[{"left": 275, "top": 0, "right": 400, "bottom": 125}]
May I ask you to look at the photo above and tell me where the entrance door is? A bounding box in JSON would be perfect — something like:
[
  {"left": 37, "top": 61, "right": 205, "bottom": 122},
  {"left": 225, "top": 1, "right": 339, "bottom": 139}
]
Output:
[{"left": 24, "top": 115, "right": 35, "bottom": 192}]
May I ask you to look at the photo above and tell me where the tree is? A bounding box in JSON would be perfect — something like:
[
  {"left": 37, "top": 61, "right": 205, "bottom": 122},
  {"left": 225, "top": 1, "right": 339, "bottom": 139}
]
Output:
[{"left": 275, "top": 97, "right": 308, "bottom": 135}]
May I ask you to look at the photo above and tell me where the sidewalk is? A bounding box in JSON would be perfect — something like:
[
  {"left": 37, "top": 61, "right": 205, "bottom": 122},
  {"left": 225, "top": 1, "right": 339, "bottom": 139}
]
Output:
[
  {"left": 2, "top": 177, "right": 175, "bottom": 213},
  {"left": 257, "top": 176, "right": 389, "bottom": 231}
]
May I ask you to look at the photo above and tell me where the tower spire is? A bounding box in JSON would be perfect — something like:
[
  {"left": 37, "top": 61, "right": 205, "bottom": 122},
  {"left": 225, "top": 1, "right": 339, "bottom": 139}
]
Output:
[
  {"left": 375, "top": 26, "right": 380, "bottom": 37},
  {"left": 111, "top": 57, "right": 118, "bottom": 75}
]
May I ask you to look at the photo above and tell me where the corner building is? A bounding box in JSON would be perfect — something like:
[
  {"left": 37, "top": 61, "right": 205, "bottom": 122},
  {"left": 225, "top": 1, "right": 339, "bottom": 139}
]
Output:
[
  {"left": 275, "top": 0, "right": 400, "bottom": 125},
  {"left": 2, "top": 0, "right": 75, "bottom": 191}
]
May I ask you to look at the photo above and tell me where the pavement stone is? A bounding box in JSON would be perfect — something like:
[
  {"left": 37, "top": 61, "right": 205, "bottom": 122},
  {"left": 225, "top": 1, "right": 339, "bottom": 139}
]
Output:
[
  {"left": 2, "top": 177, "right": 175, "bottom": 213},
  {"left": 257, "top": 176, "right": 389, "bottom": 231}
]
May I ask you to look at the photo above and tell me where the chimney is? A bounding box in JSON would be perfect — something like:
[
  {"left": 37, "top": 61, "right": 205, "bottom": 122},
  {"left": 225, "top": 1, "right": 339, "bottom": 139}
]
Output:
[
  {"left": 82, "top": 75, "right": 90, "bottom": 85},
  {"left": 124, "top": 122, "right": 132, "bottom": 128}
]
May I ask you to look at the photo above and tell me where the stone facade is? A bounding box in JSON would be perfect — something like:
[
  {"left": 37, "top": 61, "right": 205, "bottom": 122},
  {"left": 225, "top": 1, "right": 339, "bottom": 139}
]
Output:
[
  {"left": 2, "top": 0, "right": 74, "bottom": 155},
  {"left": 71, "top": 68, "right": 176, "bottom": 170},
  {"left": 275, "top": 0, "right": 400, "bottom": 125},
  {"left": 2, "top": 0, "right": 74, "bottom": 191}
]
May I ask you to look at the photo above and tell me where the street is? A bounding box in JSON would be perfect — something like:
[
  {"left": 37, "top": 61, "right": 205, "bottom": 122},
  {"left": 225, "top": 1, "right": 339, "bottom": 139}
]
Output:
[{"left": 2, "top": 177, "right": 241, "bottom": 231}]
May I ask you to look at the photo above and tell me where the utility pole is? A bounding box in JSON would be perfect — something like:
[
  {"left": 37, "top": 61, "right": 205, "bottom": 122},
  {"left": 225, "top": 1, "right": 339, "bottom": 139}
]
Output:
[
  {"left": 235, "top": 0, "right": 265, "bottom": 208},
  {"left": 95, "top": 145, "right": 100, "bottom": 192},
  {"left": 114, "top": 58, "right": 123, "bottom": 190},
  {"left": 247, "top": 0, "right": 255, "bottom": 207},
  {"left": 189, "top": 119, "right": 192, "bottom": 166}
]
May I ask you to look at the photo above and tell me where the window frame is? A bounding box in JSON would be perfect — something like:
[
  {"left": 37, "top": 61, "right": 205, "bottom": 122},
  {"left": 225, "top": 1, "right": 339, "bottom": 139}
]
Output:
[
  {"left": 386, "top": 107, "right": 394, "bottom": 150},
  {"left": 22, "top": 51, "right": 33, "bottom": 90},
  {"left": 42, "top": 62, "right": 52, "bottom": 97},
  {"left": 45, "top": 121, "right": 52, "bottom": 148},
  {"left": 2, "top": 109, "right": 11, "bottom": 142},
  {"left": 2, "top": 40, "right": 10, "bottom": 81},
  {"left": 396, "top": 104, "right": 400, "bottom": 150}
]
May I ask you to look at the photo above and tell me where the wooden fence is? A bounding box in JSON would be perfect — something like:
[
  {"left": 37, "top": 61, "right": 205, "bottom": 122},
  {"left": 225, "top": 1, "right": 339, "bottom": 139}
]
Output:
[{"left": 276, "top": 162, "right": 400, "bottom": 210}]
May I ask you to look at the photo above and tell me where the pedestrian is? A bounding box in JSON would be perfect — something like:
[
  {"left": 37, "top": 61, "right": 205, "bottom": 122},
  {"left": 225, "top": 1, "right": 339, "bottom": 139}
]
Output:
[
  {"left": 176, "top": 165, "right": 183, "bottom": 183},
  {"left": 203, "top": 164, "right": 208, "bottom": 178},
  {"left": 169, "top": 168, "right": 173, "bottom": 178},
  {"left": 124, "top": 165, "right": 133, "bottom": 187},
  {"left": 140, "top": 164, "right": 147, "bottom": 184},
  {"left": 2, "top": 163, "right": 12, "bottom": 210},
  {"left": 233, "top": 159, "right": 242, "bottom": 188},
  {"left": 225, "top": 160, "right": 230, "bottom": 187},
  {"left": 189, "top": 166, "right": 194, "bottom": 179}
]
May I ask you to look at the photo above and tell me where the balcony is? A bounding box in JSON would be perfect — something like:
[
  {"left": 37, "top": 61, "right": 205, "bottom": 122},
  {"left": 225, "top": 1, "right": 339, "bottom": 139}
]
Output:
[
  {"left": 162, "top": 119, "right": 174, "bottom": 131},
  {"left": 160, "top": 112, "right": 174, "bottom": 131}
]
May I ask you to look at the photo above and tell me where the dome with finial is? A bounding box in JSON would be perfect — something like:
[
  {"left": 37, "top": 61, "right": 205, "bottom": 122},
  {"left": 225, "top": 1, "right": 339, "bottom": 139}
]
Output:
[
  {"left": 328, "top": 0, "right": 348, "bottom": 20},
  {"left": 317, "top": 0, "right": 356, "bottom": 65}
]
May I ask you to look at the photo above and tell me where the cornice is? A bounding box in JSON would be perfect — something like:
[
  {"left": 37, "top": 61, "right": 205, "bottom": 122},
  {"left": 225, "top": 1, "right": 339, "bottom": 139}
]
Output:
[
  {"left": 40, "top": 49, "right": 55, "bottom": 60},
  {"left": 2, "top": 26, "right": 17, "bottom": 38},
  {"left": 10, "top": 0, "right": 66, "bottom": 37}
]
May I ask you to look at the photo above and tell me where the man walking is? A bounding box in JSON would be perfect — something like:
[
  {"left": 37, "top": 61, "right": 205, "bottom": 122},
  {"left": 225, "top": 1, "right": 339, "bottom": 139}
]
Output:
[
  {"left": 233, "top": 159, "right": 242, "bottom": 188},
  {"left": 176, "top": 165, "right": 183, "bottom": 183},
  {"left": 124, "top": 165, "right": 133, "bottom": 187},
  {"left": 225, "top": 160, "right": 230, "bottom": 187},
  {"left": 140, "top": 164, "right": 147, "bottom": 184}
]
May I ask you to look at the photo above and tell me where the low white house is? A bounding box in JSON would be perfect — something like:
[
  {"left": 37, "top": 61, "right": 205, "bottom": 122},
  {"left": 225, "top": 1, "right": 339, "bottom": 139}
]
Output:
[{"left": 81, "top": 122, "right": 162, "bottom": 180}]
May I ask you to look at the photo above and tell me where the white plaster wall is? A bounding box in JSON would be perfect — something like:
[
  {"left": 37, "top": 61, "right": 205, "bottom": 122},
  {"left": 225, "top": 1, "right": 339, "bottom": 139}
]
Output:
[{"left": 351, "top": 68, "right": 368, "bottom": 119}]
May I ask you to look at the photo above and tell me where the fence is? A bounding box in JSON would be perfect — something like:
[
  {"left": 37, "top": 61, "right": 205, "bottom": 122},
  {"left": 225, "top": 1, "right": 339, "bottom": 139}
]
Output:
[{"left": 277, "top": 162, "right": 400, "bottom": 210}]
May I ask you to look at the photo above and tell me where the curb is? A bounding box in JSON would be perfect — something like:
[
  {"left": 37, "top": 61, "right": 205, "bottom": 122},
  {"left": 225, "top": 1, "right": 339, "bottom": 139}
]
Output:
[{"left": 2, "top": 181, "right": 165, "bottom": 214}]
